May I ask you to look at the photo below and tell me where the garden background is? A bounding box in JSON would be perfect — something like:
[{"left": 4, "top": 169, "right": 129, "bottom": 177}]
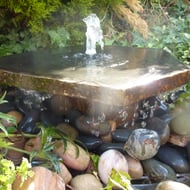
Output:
[{"left": 0, "top": 0, "right": 189, "bottom": 64}]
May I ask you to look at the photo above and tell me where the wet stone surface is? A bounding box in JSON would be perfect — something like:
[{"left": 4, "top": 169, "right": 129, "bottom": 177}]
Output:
[
  {"left": 0, "top": 47, "right": 190, "bottom": 189},
  {"left": 0, "top": 47, "right": 190, "bottom": 107},
  {"left": 1, "top": 85, "right": 190, "bottom": 190}
]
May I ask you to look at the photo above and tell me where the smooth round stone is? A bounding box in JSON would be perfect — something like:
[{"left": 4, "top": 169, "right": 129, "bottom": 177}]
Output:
[
  {"left": 25, "top": 136, "right": 42, "bottom": 152},
  {"left": 111, "top": 128, "right": 133, "bottom": 142},
  {"left": 59, "top": 162, "right": 72, "bottom": 184},
  {"left": 170, "top": 112, "right": 190, "bottom": 136},
  {"left": 54, "top": 140, "right": 90, "bottom": 171},
  {"left": 142, "top": 158, "right": 176, "bottom": 182},
  {"left": 15, "top": 98, "right": 31, "bottom": 114},
  {"left": 77, "top": 135, "right": 103, "bottom": 151},
  {"left": 153, "top": 101, "right": 169, "bottom": 118},
  {"left": 125, "top": 155, "right": 144, "bottom": 179},
  {"left": 155, "top": 180, "right": 190, "bottom": 190},
  {"left": 70, "top": 174, "right": 103, "bottom": 190},
  {"left": 98, "top": 149, "right": 128, "bottom": 184},
  {"left": 40, "top": 110, "right": 64, "bottom": 126},
  {"left": 12, "top": 166, "right": 65, "bottom": 190},
  {"left": 8, "top": 110, "right": 23, "bottom": 123},
  {"left": 76, "top": 115, "right": 111, "bottom": 137},
  {"left": 18, "top": 109, "right": 41, "bottom": 133},
  {"left": 146, "top": 117, "right": 170, "bottom": 145},
  {"left": 65, "top": 109, "right": 82, "bottom": 127},
  {"left": 49, "top": 95, "right": 72, "bottom": 115},
  {"left": 98, "top": 142, "right": 125, "bottom": 154},
  {"left": 156, "top": 145, "right": 190, "bottom": 173},
  {"left": 124, "top": 128, "right": 160, "bottom": 160},
  {"left": 158, "top": 113, "right": 173, "bottom": 124},
  {"left": 1, "top": 110, "right": 23, "bottom": 127},
  {"left": 0, "top": 102, "right": 15, "bottom": 113},
  {"left": 20, "top": 121, "right": 40, "bottom": 134},
  {"left": 56, "top": 123, "right": 78, "bottom": 140},
  {"left": 101, "top": 120, "right": 117, "bottom": 143}
]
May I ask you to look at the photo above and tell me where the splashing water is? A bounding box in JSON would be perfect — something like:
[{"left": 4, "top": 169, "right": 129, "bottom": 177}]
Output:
[{"left": 83, "top": 13, "right": 104, "bottom": 55}]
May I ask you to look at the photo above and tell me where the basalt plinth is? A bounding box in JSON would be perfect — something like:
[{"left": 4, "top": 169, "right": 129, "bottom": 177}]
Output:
[{"left": 0, "top": 46, "right": 189, "bottom": 108}]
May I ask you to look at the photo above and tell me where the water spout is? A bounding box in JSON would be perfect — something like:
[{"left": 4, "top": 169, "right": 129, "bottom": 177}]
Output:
[{"left": 83, "top": 13, "right": 104, "bottom": 55}]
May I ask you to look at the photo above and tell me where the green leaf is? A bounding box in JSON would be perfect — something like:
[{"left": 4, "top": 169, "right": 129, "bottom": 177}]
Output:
[
  {"left": 6, "top": 126, "right": 17, "bottom": 134},
  {"left": 90, "top": 154, "right": 100, "bottom": 170},
  {"left": 16, "top": 157, "right": 34, "bottom": 186},
  {"left": 103, "top": 168, "right": 132, "bottom": 190},
  {"left": 0, "top": 123, "right": 8, "bottom": 136},
  {"left": 0, "top": 91, "right": 7, "bottom": 104},
  {"left": 0, "top": 158, "right": 16, "bottom": 189}
]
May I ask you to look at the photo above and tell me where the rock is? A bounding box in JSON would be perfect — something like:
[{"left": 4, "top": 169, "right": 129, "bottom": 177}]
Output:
[
  {"left": 54, "top": 140, "right": 90, "bottom": 171},
  {"left": 6, "top": 135, "right": 26, "bottom": 165},
  {"left": 169, "top": 133, "right": 190, "bottom": 147},
  {"left": 98, "top": 149, "right": 128, "bottom": 184},
  {"left": 70, "top": 174, "right": 103, "bottom": 190},
  {"left": 170, "top": 112, "right": 190, "bottom": 136},
  {"left": 156, "top": 145, "right": 190, "bottom": 173},
  {"left": 58, "top": 162, "right": 72, "bottom": 184},
  {"left": 111, "top": 128, "right": 133, "bottom": 143},
  {"left": 77, "top": 135, "right": 103, "bottom": 151},
  {"left": 12, "top": 166, "right": 65, "bottom": 190},
  {"left": 101, "top": 120, "right": 117, "bottom": 142},
  {"left": 1, "top": 110, "right": 23, "bottom": 127},
  {"left": 56, "top": 123, "right": 78, "bottom": 140},
  {"left": 0, "top": 102, "right": 15, "bottom": 113},
  {"left": 155, "top": 180, "right": 190, "bottom": 190},
  {"left": 50, "top": 95, "right": 72, "bottom": 115},
  {"left": 18, "top": 109, "right": 41, "bottom": 134},
  {"left": 146, "top": 117, "right": 170, "bottom": 145},
  {"left": 24, "top": 136, "right": 42, "bottom": 152},
  {"left": 142, "top": 158, "right": 176, "bottom": 182},
  {"left": 65, "top": 109, "right": 82, "bottom": 127},
  {"left": 76, "top": 115, "right": 111, "bottom": 137},
  {"left": 40, "top": 110, "right": 64, "bottom": 126},
  {"left": 98, "top": 142, "right": 125, "bottom": 154},
  {"left": 124, "top": 128, "right": 160, "bottom": 160},
  {"left": 125, "top": 154, "right": 143, "bottom": 179}
]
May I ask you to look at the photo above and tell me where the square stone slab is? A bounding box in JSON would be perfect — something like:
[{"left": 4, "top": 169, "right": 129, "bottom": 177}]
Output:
[{"left": 0, "top": 46, "right": 189, "bottom": 106}]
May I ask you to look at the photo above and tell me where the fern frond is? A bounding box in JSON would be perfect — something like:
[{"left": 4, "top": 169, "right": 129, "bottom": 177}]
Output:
[{"left": 113, "top": 4, "right": 148, "bottom": 38}]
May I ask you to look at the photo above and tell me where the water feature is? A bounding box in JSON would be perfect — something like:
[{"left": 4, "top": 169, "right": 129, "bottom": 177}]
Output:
[
  {"left": 0, "top": 13, "right": 189, "bottom": 127},
  {"left": 83, "top": 13, "right": 104, "bottom": 55}
]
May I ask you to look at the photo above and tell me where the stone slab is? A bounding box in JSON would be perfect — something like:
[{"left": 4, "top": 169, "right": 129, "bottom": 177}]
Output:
[{"left": 0, "top": 46, "right": 189, "bottom": 106}]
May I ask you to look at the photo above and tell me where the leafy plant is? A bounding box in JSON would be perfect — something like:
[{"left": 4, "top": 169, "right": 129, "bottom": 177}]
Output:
[
  {"left": 169, "top": 83, "right": 190, "bottom": 110},
  {"left": 0, "top": 157, "right": 33, "bottom": 190},
  {"left": 0, "top": 0, "right": 61, "bottom": 33},
  {"left": 0, "top": 92, "right": 75, "bottom": 174},
  {"left": 0, "top": 158, "right": 15, "bottom": 190},
  {"left": 0, "top": 92, "right": 17, "bottom": 134},
  {"left": 131, "top": 15, "right": 190, "bottom": 65},
  {"left": 90, "top": 153, "right": 100, "bottom": 170},
  {"left": 47, "top": 27, "right": 70, "bottom": 48},
  {"left": 103, "top": 168, "right": 133, "bottom": 190}
]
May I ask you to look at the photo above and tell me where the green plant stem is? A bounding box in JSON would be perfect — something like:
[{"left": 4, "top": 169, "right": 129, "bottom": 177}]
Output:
[
  {"left": 4, "top": 145, "right": 31, "bottom": 155},
  {"left": 2, "top": 144, "right": 53, "bottom": 162},
  {"left": 0, "top": 133, "right": 38, "bottom": 138}
]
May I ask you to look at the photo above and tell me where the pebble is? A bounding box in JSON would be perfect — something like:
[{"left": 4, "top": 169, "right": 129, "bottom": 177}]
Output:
[{"left": 70, "top": 174, "right": 103, "bottom": 190}]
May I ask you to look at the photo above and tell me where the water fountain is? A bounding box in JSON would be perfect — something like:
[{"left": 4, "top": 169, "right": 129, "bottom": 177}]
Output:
[
  {"left": 0, "top": 13, "right": 190, "bottom": 190},
  {"left": 83, "top": 13, "right": 104, "bottom": 55}
]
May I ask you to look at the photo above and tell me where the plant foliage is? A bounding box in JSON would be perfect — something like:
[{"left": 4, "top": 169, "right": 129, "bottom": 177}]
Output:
[
  {"left": 0, "top": 157, "right": 33, "bottom": 190},
  {"left": 0, "top": 0, "right": 61, "bottom": 33},
  {"left": 103, "top": 168, "right": 133, "bottom": 190},
  {"left": 132, "top": 16, "right": 190, "bottom": 64}
]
